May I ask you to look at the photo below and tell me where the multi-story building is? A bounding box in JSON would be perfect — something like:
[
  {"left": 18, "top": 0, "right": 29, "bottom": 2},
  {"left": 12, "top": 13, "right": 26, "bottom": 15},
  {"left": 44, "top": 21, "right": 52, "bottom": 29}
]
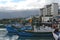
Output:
[
  {"left": 40, "top": 3, "right": 59, "bottom": 22},
  {"left": 40, "top": 3, "right": 59, "bottom": 17},
  {"left": 40, "top": 8, "right": 47, "bottom": 17},
  {"left": 51, "top": 3, "right": 58, "bottom": 17},
  {"left": 58, "top": 9, "right": 60, "bottom": 15}
]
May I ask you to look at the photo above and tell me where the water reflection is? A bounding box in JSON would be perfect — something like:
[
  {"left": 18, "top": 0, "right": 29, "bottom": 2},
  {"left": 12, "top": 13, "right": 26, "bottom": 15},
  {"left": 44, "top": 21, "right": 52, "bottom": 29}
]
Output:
[
  {"left": 2, "top": 35, "right": 54, "bottom": 40},
  {"left": 4, "top": 35, "right": 18, "bottom": 40},
  {"left": 0, "top": 35, "right": 54, "bottom": 40}
]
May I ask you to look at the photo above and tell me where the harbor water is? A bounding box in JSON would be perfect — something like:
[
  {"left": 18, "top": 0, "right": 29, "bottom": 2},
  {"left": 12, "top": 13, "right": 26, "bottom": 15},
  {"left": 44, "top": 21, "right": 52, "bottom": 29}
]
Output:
[{"left": 0, "top": 28, "right": 54, "bottom": 40}]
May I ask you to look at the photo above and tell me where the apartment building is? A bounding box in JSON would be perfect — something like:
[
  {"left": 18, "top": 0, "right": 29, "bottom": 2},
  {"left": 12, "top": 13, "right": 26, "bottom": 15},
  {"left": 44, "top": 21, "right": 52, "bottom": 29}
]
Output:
[{"left": 40, "top": 3, "right": 59, "bottom": 17}]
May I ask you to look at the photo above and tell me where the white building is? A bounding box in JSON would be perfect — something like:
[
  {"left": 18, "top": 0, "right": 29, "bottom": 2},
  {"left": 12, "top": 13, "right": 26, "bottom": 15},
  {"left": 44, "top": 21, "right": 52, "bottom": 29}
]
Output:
[
  {"left": 51, "top": 3, "right": 58, "bottom": 17},
  {"left": 40, "top": 3, "right": 59, "bottom": 17},
  {"left": 42, "top": 17, "right": 52, "bottom": 22},
  {"left": 40, "top": 3, "right": 59, "bottom": 22}
]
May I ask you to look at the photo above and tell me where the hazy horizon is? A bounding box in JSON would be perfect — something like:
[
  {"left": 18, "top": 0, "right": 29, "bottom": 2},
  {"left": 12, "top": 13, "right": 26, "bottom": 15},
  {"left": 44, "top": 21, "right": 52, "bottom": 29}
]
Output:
[
  {"left": 0, "top": 9, "right": 40, "bottom": 19},
  {"left": 0, "top": 0, "right": 60, "bottom": 19}
]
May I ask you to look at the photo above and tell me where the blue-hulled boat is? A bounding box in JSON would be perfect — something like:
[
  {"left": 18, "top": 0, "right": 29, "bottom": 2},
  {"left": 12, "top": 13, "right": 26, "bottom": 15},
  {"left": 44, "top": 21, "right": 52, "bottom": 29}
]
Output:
[{"left": 5, "top": 24, "right": 53, "bottom": 38}]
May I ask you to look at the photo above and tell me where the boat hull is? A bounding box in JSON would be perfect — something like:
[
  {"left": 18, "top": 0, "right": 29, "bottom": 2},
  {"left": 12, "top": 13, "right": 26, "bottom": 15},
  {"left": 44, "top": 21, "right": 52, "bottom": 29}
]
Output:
[
  {"left": 53, "top": 32, "right": 60, "bottom": 40},
  {"left": 6, "top": 26, "right": 53, "bottom": 37},
  {"left": 18, "top": 31, "right": 53, "bottom": 37}
]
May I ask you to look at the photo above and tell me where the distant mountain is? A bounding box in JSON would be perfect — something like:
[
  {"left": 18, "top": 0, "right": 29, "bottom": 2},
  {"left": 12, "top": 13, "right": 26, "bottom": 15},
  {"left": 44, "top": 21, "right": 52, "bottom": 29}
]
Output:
[{"left": 0, "top": 9, "right": 41, "bottom": 19}]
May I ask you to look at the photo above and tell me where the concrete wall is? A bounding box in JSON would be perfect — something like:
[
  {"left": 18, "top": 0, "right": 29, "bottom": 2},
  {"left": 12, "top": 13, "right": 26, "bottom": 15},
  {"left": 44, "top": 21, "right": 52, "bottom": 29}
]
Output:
[{"left": 42, "top": 17, "right": 52, "bottom": 22}]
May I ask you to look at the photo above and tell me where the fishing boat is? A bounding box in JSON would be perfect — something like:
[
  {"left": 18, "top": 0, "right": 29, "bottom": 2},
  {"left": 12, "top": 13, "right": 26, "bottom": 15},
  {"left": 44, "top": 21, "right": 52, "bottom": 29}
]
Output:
[
  {"left": 51, "top": 15, "right": 60, "bottom": 40},
  {"left": 5, "top": 23, "right": 54, "bottom": 38},
  {"left": 52, "top": 28, "right": 60, "bottom": 40},
  {"left": 52, "top": 24, "right": 60, "bottom": 40}
]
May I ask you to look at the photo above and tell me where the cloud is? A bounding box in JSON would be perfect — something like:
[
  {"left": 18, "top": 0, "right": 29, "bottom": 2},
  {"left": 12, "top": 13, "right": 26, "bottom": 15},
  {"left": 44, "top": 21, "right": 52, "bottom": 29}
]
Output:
[
  {"left": 0, "top": 0, "right": 59, "bottom": 10},
  {"left": 11, "top": 0, "right": 25, "bottom": 3},
  {"left": 0, "top": 1, "right": 7, "bottom": 4}
]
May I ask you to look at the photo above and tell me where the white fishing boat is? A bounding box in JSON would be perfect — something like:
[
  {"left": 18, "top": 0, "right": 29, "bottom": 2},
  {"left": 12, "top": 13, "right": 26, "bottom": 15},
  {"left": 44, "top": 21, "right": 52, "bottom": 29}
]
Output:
[
  {"left": 52, "top": 29, "right": 60, "bottom": 40},
  {"left": 52, "top": 22, "right": 60, "bottom": 40},
  {"left": 51, "top": 16, "right": 60, "bottom": 40}
]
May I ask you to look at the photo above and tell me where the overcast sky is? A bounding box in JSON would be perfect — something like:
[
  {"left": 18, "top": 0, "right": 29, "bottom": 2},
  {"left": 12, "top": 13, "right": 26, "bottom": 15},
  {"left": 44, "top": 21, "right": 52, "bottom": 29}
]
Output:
[
  {"left": 0, "top": 0, "right": 60, "bottom": 19},
  {"left": 0, "top": 0, "right": 60, "bottom": 10}
]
